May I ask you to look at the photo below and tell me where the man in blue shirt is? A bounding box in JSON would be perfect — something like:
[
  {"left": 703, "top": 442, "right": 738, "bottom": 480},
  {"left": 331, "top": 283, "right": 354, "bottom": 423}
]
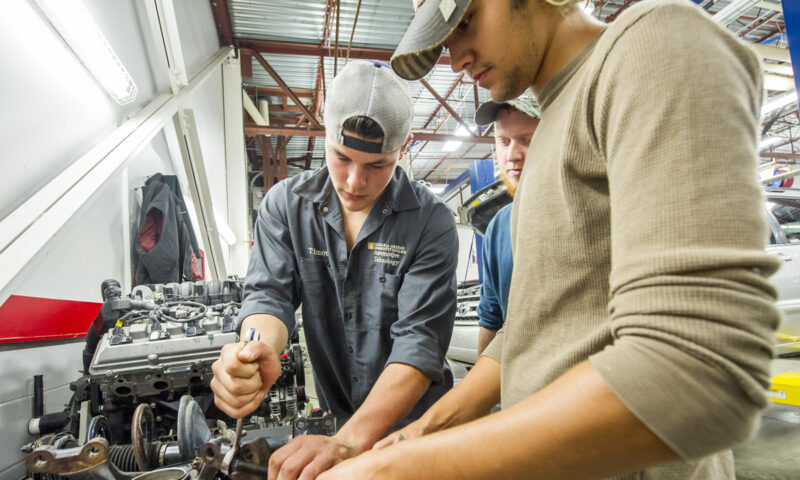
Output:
[
  {"left": 474, "top": 93, "right": 540, "bottom": 355},
  {"left": 210, "top": 60, "right": 458, "bottom": 480}
]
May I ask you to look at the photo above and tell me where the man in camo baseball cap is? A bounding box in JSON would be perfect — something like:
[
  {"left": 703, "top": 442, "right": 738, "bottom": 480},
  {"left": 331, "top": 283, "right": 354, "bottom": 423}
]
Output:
[{"left": 474, "top": 90, "right": 541, "bottom": 126}]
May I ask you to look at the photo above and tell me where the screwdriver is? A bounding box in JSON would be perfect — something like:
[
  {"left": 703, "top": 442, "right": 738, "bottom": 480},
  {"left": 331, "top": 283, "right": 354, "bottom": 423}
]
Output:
[{"left": 220, "top": 327, "right": 261, "bottom": 475}]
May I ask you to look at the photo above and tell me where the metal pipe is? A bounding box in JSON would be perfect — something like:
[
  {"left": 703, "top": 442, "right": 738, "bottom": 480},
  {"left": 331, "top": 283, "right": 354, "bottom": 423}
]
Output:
[
  {"left": 346, "top": 0, "right": 363, "bottom": 63},
  {"left": 334, "top": 0, "right": 340, "bottom": 76}
]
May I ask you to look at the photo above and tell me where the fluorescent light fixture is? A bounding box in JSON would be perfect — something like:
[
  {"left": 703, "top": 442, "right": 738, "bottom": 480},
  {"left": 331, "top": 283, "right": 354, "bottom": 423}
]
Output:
[
  {"left": 762, "top": 91, "right": 798, "bottom": 117},
  {"left": 442, "top": 125, "right": 473, "bottom": 152},
  {"left": 33, "top": 0, "right": 138, "bottom": 105},
  {"left": 760, "top": 135, "right": 784, "bottom": 149}
]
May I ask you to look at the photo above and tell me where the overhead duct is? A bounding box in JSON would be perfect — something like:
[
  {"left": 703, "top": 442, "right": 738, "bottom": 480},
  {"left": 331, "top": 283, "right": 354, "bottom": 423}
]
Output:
[{"left": 713, "top": 0, "right": 760, "bottom": 27}]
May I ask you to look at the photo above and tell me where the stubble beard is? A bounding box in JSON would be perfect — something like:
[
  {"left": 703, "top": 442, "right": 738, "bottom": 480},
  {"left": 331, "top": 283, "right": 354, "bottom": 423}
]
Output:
[{"left": 496, "top": 65, "right": 529, "bottom": 103}]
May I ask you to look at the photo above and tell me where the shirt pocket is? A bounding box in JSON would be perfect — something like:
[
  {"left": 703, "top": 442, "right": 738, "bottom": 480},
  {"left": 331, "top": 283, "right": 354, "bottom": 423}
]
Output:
[
  {"left": 364, "top": 270, "right": 402, "bottom": 330},
  {"left": 297, "top": 257, "right": 331, "bottom": 296}
]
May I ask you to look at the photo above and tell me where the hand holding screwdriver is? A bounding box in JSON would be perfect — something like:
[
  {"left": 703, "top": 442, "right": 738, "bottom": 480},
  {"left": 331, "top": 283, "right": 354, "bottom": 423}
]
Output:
[{"left": 211, "top": 321, "right": 284, "bottom": 419}]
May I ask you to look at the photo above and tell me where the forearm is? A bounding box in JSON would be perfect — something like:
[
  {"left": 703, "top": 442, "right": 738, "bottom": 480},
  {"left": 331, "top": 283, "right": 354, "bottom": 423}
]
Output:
[
  {"left": 373, "top": 361, "right": 676, "bottom": 479},
  {"left": 240, "top": 313, "right": 289, "bottom": 353},
  {"left": 416, "top": 355, "right": 500, "bottom": 434},
  {"left": 477, "top": 327, "right": 497, "bottom": 356},
  {"left": 336, "top": 363, "right": 431, "bottom": 452}
]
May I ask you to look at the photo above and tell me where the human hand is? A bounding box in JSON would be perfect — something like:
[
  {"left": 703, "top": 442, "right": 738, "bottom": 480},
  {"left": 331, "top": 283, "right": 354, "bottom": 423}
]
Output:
[
  {"left": 210, "top": 338, "right": 281, "bottom": 418},
  {"left": 372, "top": 419, "right": 426, "bottom": 450},
  {"left": 267, "top": 434, "right": 362, "bottom": 480}
]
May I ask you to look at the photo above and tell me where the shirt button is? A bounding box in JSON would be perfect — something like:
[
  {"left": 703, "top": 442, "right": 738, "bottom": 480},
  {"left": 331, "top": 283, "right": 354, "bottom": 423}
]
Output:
[
  {"left": 379, "top": 276, "right": 386, "bottom": 283},
  {"left": 352, "top": 376, "right": 358, "bottom": 383},
  {"left": 382, "top": 208, "right": 388, "bottom": 215},
  {"left": 323, "top": 207, "right": 329, "bottom": 213},
  {"left": 346, "top": 312, "right": 353, "bottom": 319},
  {"left": 348, "top": 346, "right": 354, "bottom": 353}
]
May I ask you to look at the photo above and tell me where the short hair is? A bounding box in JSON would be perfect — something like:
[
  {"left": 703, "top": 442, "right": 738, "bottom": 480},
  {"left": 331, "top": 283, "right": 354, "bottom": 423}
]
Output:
[{"left": 342, "top": 116, "right": 385, "bottom": 141}]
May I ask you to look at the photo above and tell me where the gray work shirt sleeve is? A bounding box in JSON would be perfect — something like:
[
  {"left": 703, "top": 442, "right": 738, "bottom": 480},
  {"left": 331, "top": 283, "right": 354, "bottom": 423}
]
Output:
[
  {"left": 386, "top": 203, "right": 458, "bottom": 383},
  {"left": 237, "top": 182, "right": 299, "bottom": 334}
]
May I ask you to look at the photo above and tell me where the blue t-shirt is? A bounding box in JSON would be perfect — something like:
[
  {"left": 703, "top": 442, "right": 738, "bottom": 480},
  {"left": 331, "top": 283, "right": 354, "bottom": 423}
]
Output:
[{"left": 476, "top": 204, "right": 513, "bottom": 330}]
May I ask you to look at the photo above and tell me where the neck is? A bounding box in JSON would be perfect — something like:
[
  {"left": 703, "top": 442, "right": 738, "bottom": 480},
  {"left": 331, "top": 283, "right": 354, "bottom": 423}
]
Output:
[
  {"left": 530, "top": 9, "right": 606, "bottom": 96},
  {"left": 340, "top": 199, "right": 374, "bottom": 252}
]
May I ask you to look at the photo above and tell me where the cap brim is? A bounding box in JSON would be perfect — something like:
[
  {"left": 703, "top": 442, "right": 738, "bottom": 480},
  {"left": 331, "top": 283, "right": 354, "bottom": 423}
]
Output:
[
  {"left": 474, "top": 101, "right": 504, "bottom": 126},
  {"left": 391, "top": 0, "right": 471, "bottom": 80}
]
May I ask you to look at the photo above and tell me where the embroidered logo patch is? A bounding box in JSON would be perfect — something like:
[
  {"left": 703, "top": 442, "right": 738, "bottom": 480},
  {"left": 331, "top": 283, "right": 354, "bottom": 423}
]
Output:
[
  {"left": 307, "top": 247, "right": 328, "bottom": 257},
  {"left": 370, "top": 242, "right": 406, "bottom": 267}
]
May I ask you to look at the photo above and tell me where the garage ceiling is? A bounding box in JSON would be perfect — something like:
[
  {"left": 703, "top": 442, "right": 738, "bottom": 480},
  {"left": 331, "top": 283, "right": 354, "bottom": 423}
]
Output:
[{"left": 208, "top": 0, "right": 797, "bottom": 188}]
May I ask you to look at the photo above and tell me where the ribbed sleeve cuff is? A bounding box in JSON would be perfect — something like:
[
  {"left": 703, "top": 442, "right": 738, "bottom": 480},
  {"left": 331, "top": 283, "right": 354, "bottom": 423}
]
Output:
[
  {"left": 481, "top": 329, "right": 504, "bottom": 364},
  {"left": 589, "top": 337, "right": 764, "bottom": 459}
]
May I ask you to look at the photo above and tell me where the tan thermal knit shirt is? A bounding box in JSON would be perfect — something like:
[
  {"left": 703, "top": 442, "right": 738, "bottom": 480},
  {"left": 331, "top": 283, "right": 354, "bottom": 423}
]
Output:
[{"left": 482, "top": 1, "right": 781, "bottom": 478}]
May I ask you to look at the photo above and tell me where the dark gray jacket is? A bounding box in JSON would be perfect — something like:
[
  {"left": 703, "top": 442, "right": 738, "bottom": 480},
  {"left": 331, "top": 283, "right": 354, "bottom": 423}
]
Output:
[{"left": 239, "top": 166, "right": 457, "bottom": 426}]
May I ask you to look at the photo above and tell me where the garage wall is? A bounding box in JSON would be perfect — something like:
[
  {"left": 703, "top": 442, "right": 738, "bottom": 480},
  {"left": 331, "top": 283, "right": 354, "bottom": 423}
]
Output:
[{"left": 0, "top": 1, "right": 229, "bottom": 477}]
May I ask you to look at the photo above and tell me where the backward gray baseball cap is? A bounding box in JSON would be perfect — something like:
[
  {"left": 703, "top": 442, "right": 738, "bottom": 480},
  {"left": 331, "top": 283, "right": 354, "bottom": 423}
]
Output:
[
  {"left": 391, "top": 0, "right": 472, "bottom": 80},
  {"left": 324, "top": 60, "right": 413, "bottom": 154}
]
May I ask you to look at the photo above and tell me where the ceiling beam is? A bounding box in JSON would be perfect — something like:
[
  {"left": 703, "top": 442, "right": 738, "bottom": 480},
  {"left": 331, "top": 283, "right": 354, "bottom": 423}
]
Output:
[
  {"left": 422, "top": 73, "right": 465, "bottom": 130},
  {"left": 432, "top": 143, "right": 482, "bottom": 182},
  {"left": 208, "top": 0, "right": 233, "bottom": 46},
  {"left": 244, "top": 126, "right": 494, "bottom": 143},
  {"left": 246, "top": 49, "right": 323, "bottom": 129},
  {"left": 422, "top": 153, "right": 452, "bottom": 181},
  {"left": 760, "top": 151, "right": 800, "bottom": 160},
  {"left": 245, "top": 86, "right": 315, "bottom": 98},
  {"left": 237, "top": 39, "right": 452, "bottom": 66},
  {"left": 420, "top": 78, "right": 476, "bottom": 136}
]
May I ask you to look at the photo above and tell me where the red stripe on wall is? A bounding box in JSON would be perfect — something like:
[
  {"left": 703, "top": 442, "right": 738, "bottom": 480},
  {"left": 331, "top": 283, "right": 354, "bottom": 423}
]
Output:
[{"left": 0, "top": 295, "right": 102, "bottom": 344}]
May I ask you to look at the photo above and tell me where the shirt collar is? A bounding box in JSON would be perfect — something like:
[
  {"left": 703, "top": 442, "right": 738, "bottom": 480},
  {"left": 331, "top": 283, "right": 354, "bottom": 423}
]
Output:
[
  {"left": 538, "top": 31, "right": 604, "bottom": 112},
  {"left": 292, "top": 166, "right": 421, "bottom": 212}
]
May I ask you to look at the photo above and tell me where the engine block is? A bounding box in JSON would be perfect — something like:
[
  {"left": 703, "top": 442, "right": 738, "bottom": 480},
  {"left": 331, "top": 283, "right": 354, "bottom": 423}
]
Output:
[
  {"left": 22, "top": 277, "right": 318, "bottom": 475},
  {"left": 88, "top": 286, "right": 240, "bottom": 400}
]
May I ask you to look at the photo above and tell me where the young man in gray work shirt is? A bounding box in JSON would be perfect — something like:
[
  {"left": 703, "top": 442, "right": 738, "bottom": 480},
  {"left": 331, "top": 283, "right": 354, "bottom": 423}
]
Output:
[{"left": 211, "top": 60, "right": 458, "bottom": 480}]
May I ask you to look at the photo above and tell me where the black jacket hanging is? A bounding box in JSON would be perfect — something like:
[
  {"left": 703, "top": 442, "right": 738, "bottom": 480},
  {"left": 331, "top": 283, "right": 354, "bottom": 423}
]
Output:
[{"left": 133, "top": 173, "right": 202, "bottom": 285}]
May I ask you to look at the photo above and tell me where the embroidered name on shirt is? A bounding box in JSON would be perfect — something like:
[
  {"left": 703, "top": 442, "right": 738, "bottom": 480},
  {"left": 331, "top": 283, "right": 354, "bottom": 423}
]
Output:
[
  {"left": 307, "top": 247, "right": 328, "bottom": 257},
  {"left": 368, "top": 242, "right": 406, "bottom": 267}
]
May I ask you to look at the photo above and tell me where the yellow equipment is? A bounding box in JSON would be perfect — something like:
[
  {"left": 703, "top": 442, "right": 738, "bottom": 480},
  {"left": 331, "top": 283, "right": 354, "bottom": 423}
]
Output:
[{"left": 768, "top": 372, "right": 800, "bottom": 407}]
